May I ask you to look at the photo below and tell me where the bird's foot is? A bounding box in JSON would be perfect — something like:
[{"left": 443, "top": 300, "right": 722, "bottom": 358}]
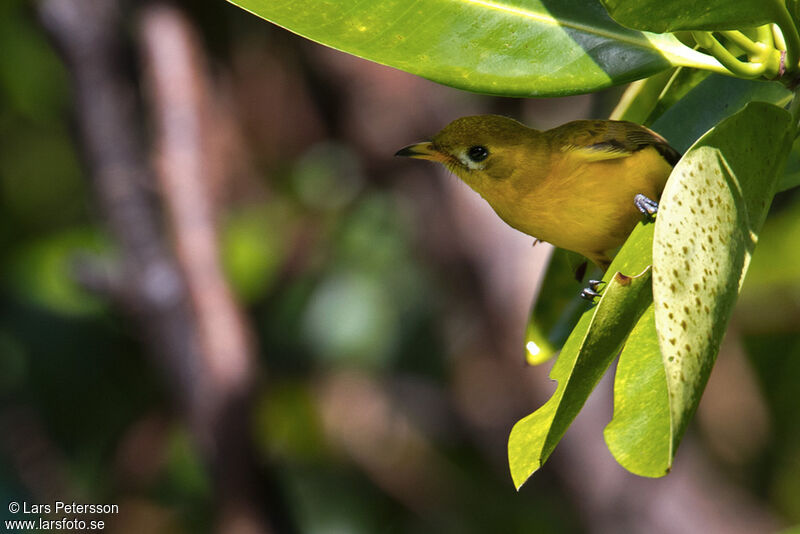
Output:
[
  {"left": 634, "top": 193, "right": 659, "bottom": 220},
  {"left": 580, "top": 279, "right": 605, "bottom": 301}
]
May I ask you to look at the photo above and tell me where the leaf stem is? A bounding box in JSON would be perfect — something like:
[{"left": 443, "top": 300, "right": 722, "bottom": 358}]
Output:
[
  {"left": 691, "top": 31, "right": 767, "bottom": 79},
  {"left": 719, "top": 30, "right": 765, "bottom": 58},
  {"left": 758, "top": 24, "right": 776, "bottom": 52}
]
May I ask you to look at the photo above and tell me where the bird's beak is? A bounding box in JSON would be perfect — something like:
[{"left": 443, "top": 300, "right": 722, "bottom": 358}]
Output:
[{"left": 395, "top": 142, "right": 447, "bottom": 162}]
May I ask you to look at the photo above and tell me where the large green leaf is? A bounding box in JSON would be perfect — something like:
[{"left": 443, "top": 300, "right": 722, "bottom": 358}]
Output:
[
  {"left": 652, "top": 101, "right": 792, "bottom": 454},
  {"left": 601, "top": 0, "right": 784, "bottom": 32},
  {"left": 228, "top": 0, "right": 725, "bottom": 97},
  {"left": 509, "top": 222, "right": 654, "bottom": 489}
]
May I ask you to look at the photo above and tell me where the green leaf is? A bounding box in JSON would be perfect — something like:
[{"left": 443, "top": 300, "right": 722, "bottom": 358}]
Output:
[
  {"left": 524, "top": 249, "right": 598, "bottom": 365},
  {"left": 509, "top": 222, "right": 654, "bottom": 489},
  {"left": 777, "top": 137, "right": 800, "bottom": 192},
  {"left": 650, "top": 75, "right": 791, "bottom": 154},
  {"left": 652, "top": 101, "right": 792, "bottom": 455},
  {"left": 601, "top": 0, "right": 784, "bottom": 32},
  {"left": 228, "top": 0, "right": 724, "bottom": 97},
  {"left": 739, "top": 194, "right": 800, "bottom": 304},
  {"left": 778, "top": 170, "right": 800, "bottom": 192},
  {"left": 609, "top": 68, "right": 675, "bottom": 123},
  {"left": 5, "top": 227, "right": 110, "bottom": 316},
  {"left": 603, "top": 305, "right": 670, "bottom": 476},
  {"left": 642, "top": 67, "right": 711, "bottom": 126}
]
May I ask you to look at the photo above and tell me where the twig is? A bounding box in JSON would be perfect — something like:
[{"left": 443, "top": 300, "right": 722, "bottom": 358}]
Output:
[{"left": 137, "top": 5, "right": 274, "bottom": 533}]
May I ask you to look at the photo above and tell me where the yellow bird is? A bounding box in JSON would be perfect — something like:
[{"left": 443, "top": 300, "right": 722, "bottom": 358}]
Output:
[{"left": 396, "top": 115, "right": 679, "bottom": 273}]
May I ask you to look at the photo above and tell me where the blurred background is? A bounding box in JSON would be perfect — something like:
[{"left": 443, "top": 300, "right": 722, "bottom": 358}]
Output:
[{"left": 2, "top": 0, "right": 800, "bottom": 532}]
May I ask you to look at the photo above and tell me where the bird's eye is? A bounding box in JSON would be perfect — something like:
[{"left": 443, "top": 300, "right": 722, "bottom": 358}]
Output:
[{"left": 467, "top": 145, "right": 489, "bottom": 162}]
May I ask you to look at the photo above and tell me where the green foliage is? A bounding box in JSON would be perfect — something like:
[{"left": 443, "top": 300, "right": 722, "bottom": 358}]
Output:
[
  {"left": 509, "top": 223, "right": 655, "bottom": 487},
  {"left": 601, "top": 0, "right": 784, "bottom": 32},
  {"left": 228, "top": 0, "right": 728, "bottom": 96}
]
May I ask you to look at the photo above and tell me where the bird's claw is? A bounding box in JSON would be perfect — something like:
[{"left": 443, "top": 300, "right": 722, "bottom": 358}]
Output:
[
  {"left": 587, "top": 279, "right": 604, "bottom": 291},
  {"left": 580, "top": 279, "right": 606, "bottom": 301},
  {"left": 580, "top": 288, "right": 601, "bottom": 301},
  {"left": 634, "top": 193, "right": 659, "bottom": 220}
]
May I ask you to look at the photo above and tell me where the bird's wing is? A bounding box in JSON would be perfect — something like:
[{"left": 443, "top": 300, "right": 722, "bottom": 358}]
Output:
[{"left": 554, "top": 120, "right": 681, "bottom": 165}]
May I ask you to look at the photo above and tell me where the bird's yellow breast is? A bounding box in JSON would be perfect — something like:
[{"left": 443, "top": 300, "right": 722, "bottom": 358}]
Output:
[{"left": 479, "top": 146, "right": 672, "bottom": 267}]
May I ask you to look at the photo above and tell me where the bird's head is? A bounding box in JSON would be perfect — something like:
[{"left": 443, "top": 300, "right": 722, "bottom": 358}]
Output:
[{"left": 395, "top": 115, "right": 541, "bottom": 193}]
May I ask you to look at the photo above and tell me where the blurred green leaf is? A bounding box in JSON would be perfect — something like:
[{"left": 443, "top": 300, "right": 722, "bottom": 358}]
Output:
[
  {"left": 228, "top": 0, "right": 724, "bottom": 97},
  {"left": 509, "top": 222, "right": 654, "bottom": 489},
  {"left": 254, "top": 381, "right": 328, "bottom": 462},
  {"left": 739, "top": 195, "right": 800, "bottom": 301},
  {"left": 601, "top": 0, "right": 783, "bottom": 32},
  {"left": 165, "top": 426, "right": 212, "bottom": 499},
  {"left": 5, "top": 228, "right": 110, "bottom": 316},
  {"left": 221, "top": 207, "right": 287, "bottom": 303},
  {"left": 743, "top": 334, "right": 800, "bottom": 521},
  {"left": 0, "top": 0, "right": 68, "bottom": 122},
  {"left": 0, "top": 125, "right": 85, "bottom": 234},
  {"left": 653, "top": 101, "right": 792, "bottom": 456}
]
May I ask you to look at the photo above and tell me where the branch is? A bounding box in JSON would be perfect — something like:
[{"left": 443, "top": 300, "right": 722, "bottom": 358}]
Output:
[
  {"left": 38, "top": 1, "right": 288, "bottom": 532},
  {"left": 37, "top": 0, "right": 211, "bottom": 427},
  {"left": 137, "top": 5, "right": 282, "bottom": 532}
]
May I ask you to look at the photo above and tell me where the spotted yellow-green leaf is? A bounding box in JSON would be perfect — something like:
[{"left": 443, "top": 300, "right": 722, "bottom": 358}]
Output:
[
  {"left": 652, "top": 101, "right": 792, "bottom": 454},
  {"left": 509, "top": 222, "right": 654, "bottom": 489},
  {"left": 228, "top": 0, "right": 725, "bottom": 97}
]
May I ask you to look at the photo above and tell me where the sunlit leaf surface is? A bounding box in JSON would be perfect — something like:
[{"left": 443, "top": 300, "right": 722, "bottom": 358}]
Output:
[
  {"left": 509, "top": 222, "right": 654, "bottom": 489},
  {"left": 653, "top": 101, "right": 792, "bottom": 454},
  {"left": 229, "top": 0, "right": 723, "bottom": 96}
]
